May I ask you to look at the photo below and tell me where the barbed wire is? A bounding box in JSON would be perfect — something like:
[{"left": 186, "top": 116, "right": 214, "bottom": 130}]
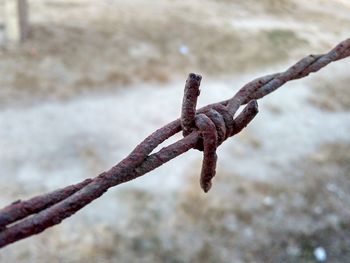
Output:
[{"left": 0, "top": 38, "right": 349, "bottom": 248}]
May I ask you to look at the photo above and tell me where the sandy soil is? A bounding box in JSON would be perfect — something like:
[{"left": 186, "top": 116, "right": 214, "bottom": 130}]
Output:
[{"left": 0, "top": 0, "right": 350, "bottom": 262}]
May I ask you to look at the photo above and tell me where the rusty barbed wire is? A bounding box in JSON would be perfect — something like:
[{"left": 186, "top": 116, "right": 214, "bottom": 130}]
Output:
[{"left": 0, "top": 38, "right": 349, "bottom": 248}]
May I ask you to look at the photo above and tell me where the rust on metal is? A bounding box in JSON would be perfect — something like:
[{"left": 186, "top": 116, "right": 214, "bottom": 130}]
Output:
[
  {"left": 0, "top": 38, "right": 349, "bottom": 248},
  {"left": 195, "top": 114, "right": 218, "bottom": 192},
  {"left": 181, "top": 73, "right": 202, "bottom": 136}
]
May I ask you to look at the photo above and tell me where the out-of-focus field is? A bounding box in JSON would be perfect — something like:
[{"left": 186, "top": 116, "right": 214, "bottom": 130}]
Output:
[
  {"left": 0, "top": 0, "right": 350, "bottom": 262},
  {"left": 0, "top": 0, "right": 349, "bottom": 107}
]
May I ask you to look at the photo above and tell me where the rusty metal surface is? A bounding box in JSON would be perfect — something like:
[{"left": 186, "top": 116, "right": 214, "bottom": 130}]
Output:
[{"left": 0, "top": 38, "right": 349, "bottom": 248}]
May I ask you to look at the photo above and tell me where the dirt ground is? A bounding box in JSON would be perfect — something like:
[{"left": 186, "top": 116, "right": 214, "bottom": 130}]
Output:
[
  {"left": 0, "top": 0, "right": 349, "bottom": 108},
  {"left": 0, "top": 0, "right": 350, "bottom": 262}
]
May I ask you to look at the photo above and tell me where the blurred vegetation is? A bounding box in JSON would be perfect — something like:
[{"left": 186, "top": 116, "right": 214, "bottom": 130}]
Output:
[{"left": 0, "top": 0, "right": 309, "bottom": 107}]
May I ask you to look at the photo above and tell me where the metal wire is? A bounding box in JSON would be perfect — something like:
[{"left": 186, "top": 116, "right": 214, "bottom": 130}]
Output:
[{"left": 0, "top": 38, "right": 349, "bottom": 248}]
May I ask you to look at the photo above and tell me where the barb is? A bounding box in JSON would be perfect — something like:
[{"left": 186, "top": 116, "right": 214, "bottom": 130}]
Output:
[
  {"left": 181, "top": 73, "right": 202, "bottom": 136},
  {"left": 0, "top": 38, "right": 349, "bottom": 248}
]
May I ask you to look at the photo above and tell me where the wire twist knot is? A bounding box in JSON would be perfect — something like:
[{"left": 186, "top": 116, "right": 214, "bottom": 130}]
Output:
[{"left": 181, "top": 73, "right": 258, "bottom": 192}]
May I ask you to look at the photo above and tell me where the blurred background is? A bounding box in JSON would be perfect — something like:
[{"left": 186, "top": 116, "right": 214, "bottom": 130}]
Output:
[{"left": 0, "top": 0, "right": 350, "bottom": 262}]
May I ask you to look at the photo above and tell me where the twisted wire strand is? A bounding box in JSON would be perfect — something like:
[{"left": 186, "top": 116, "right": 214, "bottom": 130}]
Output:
[
  {"left": 0, "top": 38, "right": 349, "bottom": 248},
  {"left": 227, "top": 38, "right": 350, "bottom": 114}
]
